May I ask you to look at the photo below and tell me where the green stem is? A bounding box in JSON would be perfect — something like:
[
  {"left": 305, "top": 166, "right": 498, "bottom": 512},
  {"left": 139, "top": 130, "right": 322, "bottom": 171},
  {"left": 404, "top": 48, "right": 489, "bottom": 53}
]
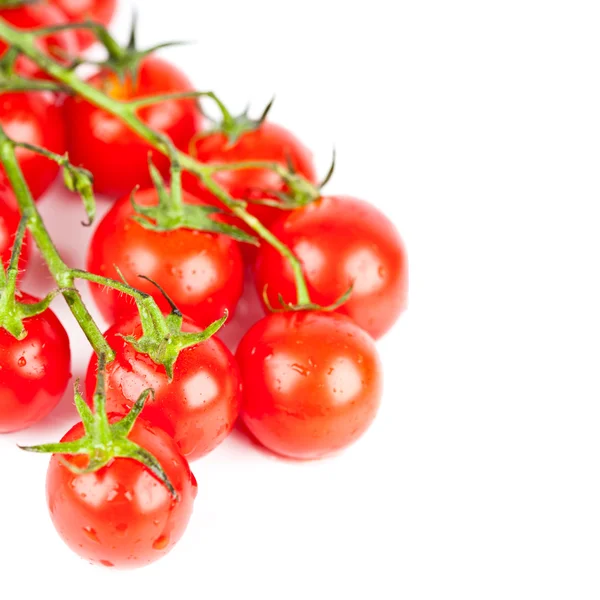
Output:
[
  {"left": 92, "top": 354, "right": 111, "bottom": 444},
  {"left": 0, "top": 125, "right": 115, "bottom": 359},
  {"left": 0, "top": 18, "right": 312, "bottom": 306},
  {"left": 14, "top": 141, "right": 65, "bottom": 163},
  {"left": 0, "top": 79, "right": 69, "bottom": 93},
  {"left": 205, "top": 160, "right": 286, "bottom": 174},
  {"left": 199, "top": 172, "right": 311, "bottom": 304},
  {"left": 72, "top": 270, "right": 169, "bottom": 338}
]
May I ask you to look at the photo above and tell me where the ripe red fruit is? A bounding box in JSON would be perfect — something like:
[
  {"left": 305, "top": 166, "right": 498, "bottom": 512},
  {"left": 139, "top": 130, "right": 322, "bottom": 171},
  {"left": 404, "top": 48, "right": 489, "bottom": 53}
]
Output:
[
  {"left": 85, "top": 316, "right": 242, "bottom": 461},
  {"left": 255, "top": 196, "right": 408, "bottom": 339},
  {"left": 236, "top": 311, "right": 383, "bottom": 459}
]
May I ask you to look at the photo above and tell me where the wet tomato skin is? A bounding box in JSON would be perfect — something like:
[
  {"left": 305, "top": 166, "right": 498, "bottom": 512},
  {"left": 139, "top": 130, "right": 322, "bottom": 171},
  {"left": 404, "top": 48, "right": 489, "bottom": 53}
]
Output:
[
  {"left": 50, "top": 0, "right": 117, "bottom": 50},
  {"left": 46, "top": 417, "right": 197, "bottom": 569},
  {"left": 185, "top": 122, "right": 317, "bottom": 259},
  {"left": 65, "top": 57, "right": 201, "bottom": 197},
  {"left": 86, "top": 188, "right": 244, "bottom": 328},
  {"left": 0, "top": 180, "right": 30, "bottom": 272},
  {"left": 0, "top": 4, "right": 79, "bottom": 80},
  {"left": 0, "top": 92, "right": 67, "bottom": 200},
  {"left": 236, "top": 311, "right": 383, "bottom": 460},
  {"left": 84, "top": 316, "right": 243, "bottom": 460},
  {"left": 0, "top": 293, "right": 71, "bottom": 433},
  {"left": 254, "top": 196, "right": 409, "bottom": 339}
]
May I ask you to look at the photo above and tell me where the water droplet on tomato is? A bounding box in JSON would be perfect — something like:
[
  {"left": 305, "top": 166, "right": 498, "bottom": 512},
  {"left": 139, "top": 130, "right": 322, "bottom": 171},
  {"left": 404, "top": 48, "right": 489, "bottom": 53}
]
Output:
[
  {"left": 153, "top": 534, "right": 170, "bottom": 550},
  {"left": 99, "top": 560, "right": 114, "bottom": 568},
  {"left": 17, "top": 357, "right": 26, "bottom": 367},
  {"left": 115, "top": 523, "right": 128, "bottom": 535},
  {"left": 291, "top": 363, "right": 309, "bottom": 376},
  {"left": 83, "top": 527, "right": 99, "bottom": 543}
]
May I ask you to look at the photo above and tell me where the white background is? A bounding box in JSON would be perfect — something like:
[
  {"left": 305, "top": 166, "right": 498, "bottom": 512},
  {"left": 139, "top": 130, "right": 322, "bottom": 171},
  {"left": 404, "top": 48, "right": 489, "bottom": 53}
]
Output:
[{"left": 1, "top": 0, "right": 600, "bottom": 598}]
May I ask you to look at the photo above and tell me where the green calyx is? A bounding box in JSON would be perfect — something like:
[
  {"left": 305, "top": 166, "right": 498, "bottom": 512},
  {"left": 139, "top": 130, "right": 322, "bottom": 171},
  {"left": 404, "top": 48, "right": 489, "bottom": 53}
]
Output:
[
  {"left": 262, "top": 149, "right": 336, "bottom": 211},
  {"left": 99, "top": 13, "right": 188, "bottom": 84},
  {"left": 11, "top": 141, "right": 96, "bottom": 225},
  {"left": 121, "top": 275, "right": 229, "bottom": 380},
  {"left": 0, "top": 216, "right": 62, "bottom": 339},
  {"left": 201, "top": 94, "right": 274, "bottom": 146},
  {"left": 20, "top": 354, "right": 179, "bottom": 499},
  {"left": 61, "top": 159, "right": 96, "bottom": 225},
  {"left": 131, "top": 157, "right": 257, "bottom": 244}
]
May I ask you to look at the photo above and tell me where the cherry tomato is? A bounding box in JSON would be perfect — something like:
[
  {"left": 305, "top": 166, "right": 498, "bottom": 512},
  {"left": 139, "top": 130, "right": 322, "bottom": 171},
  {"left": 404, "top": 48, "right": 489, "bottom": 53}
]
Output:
[
  {"left": 46, "top": 417, "right": 197, "bottom": 568},
  {"left": 65, "top": 57, "right": 201, "bottom": 197},
  {"left": 50, "top": 0, "right": 117, "bottom": 50},
  {"left": 84, "top": 316, "right": 242, "bottom": 461},
  {"left": 185, "top": 122, "right": 317, "bottom": 233},
  {"left": 0, "top": 178, "right": 30, "bottom": 272},
  {"left": 0, "top": 92, "right": 67, "bottom": 200},
  {"left": 86, "top": 188, "right": 244, "bottom": 327},
  {"left": 236, "top": 311, "right": 383, "bottom": 459},
  {"left": 0, "top": 4, "right": 78, "bottom": 80},
  {"left": 254, "top": 196, "right": 408, "bottom": 339},
  {"left": 0, "top": 292, "right": 71, "bottom": 433}
]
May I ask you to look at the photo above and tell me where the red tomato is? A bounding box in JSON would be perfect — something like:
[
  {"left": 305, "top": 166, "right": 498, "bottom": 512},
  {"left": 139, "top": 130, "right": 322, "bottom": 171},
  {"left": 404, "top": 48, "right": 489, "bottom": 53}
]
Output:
[
  {"left": 46, "top": 417, "right": 197, "bottom": 568},
  {"left": 65, "top": 57, "right": 201, "bottom": 197},
  {"left": 236, "top": 311, "right": 383, "bottom": 459},
  {"left": 0, "top": 4, "right": 78, "bottom": 80},
  {"left": 84, "top": 316, "right": 242, "bottom": 460},
  {"left": 186, "top": 122, "right": 317, "bottom": 231},
  {"left": 0, "top": 292, "right": 71, "bottom": 433},
  {"left": 254, "top": 196, "right": 408, "bottom": 339},
  {"left": 50, "top": 0, "right": 117, "bottom": 50},
  {"left": 86, "top": 188, "right": 244, "bottom": 327},
  {"left": 0, "top": 178, "right": 30, "bottom": 272},
  {"left": 0, "top": 92, "right": 67, "bottom": 200}
]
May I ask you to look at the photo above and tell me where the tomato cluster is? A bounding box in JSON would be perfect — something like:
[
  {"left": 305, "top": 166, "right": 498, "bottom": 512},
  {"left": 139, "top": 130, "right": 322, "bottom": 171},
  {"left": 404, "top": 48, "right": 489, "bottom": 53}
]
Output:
[{"left": 0, "top": 1, "right": 408, "bottom": 570}]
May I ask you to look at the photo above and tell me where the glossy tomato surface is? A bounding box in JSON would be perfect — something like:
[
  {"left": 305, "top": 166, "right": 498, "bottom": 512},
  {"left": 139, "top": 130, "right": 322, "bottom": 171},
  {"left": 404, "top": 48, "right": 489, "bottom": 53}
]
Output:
[
  {"left": 0, "top": 92, "right": 66, "bottom": 200},
  {"left": 236, "top": 311, "right": 383, "bottom": 459},
  {"left": 50, "top": 0, "right": 117, "bottom": 49},
  {"left": 186, "top": 122, "right": 317, "bottom": 230},
  {"left": 86, "top": 188, "right": 244, "bottom": 327},
  {"left": 46, "top": 417, "right": 197, "bottom": 568},
  {"left": 65, "top": 57, "right": 201, "bottom": 197},
  {"left": 254, "top": 196, "right": 408, "bottom": 339},
  {"left": 0, "top": 179, "right": 30, "bottom": 272},
  {"left": 0, "top": 292, "right": 71, "bottom": 433},
  {"left": 85, "top": 316, "right": 242, "bottom": 460},
  {"left": 0, "top": 4, "right": 78, "bottom": 80}
]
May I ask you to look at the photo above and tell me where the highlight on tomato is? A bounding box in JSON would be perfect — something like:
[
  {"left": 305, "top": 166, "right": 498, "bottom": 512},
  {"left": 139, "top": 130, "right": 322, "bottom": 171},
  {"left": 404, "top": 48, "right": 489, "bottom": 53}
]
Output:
[
  {"left": 49, "top": 0, "right": 117, "bottom": 50},
  {"left": 46, "top": 417, "right": 197, "bottom": 568},
  {"left": 236, "top": 310, "right": 384, "bottom": 460},
  {"left": 65, "top": 56, "right": 202, "bottom": 197},
  {"left": 85, "top": 314, "right": 242, "bottom": 461},
  {"left": 254, "top": 196, "right": 409, "bottom": 339},
  {"left": 0, "top": 219, "right": 70, "bottom": 434},
  {"left": 187, "top": 117, "right": 317, "bottom": 231},
  {"left": 0, "top": 91, "right": 67, "bottom": 200},
  {"left": 86, "top": 186, "right": 245, "bottom": 328},
  {"left": 0, "top": 2, "right": 79, "bottom": 80}
]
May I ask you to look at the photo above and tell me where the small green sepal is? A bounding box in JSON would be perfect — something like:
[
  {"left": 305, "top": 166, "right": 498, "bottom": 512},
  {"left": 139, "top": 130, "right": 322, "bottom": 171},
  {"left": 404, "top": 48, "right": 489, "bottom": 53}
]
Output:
[
  {"left": 262, "top": 282, "right": 354, "bottom": 314},
  {"left": 121, "top": 275, "right": 229, "bottom": 380},
  {"left": 19, "top": 355, "right": 179, "bottom": 499}
]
